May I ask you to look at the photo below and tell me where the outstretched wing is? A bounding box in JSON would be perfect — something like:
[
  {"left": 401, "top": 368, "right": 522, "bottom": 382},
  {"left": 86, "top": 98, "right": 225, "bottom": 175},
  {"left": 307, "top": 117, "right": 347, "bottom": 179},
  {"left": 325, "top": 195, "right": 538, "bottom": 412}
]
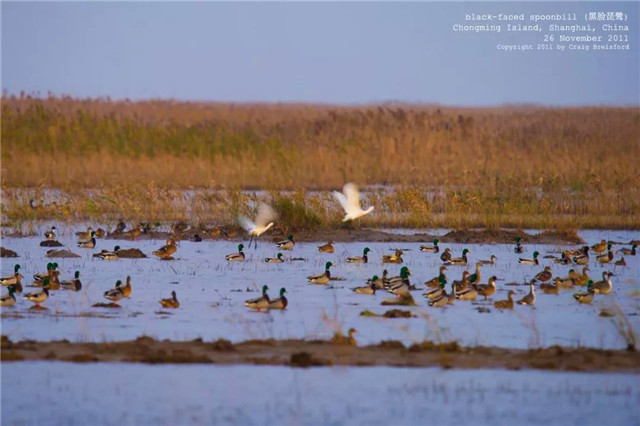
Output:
[
  {"left": 255, "top": 203, "right": 276, "bottom": 227},
  {"left": 342, "top": 183, "right": 362, "bottom": 210},
  {"left": 332, "top": 190, "right": 348, "bottom": 212},
  {"left": 238, "top": 215, "right": 256, "bottom": 232}
]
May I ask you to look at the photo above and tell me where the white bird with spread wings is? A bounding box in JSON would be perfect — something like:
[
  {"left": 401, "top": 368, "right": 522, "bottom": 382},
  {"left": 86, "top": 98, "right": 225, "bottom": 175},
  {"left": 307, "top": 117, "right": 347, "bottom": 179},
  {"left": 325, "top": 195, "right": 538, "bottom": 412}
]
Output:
[
  {"left": 238, "top": 203, "right": 276, "bottom": 248},
  {"left": 333, "top": 183, "right": 374, "bottom": 222}
]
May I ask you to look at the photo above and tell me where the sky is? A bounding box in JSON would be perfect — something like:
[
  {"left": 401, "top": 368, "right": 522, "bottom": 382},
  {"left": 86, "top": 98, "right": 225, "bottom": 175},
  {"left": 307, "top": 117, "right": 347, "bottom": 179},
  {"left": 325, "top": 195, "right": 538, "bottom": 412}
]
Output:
[{"left": 1, "top": 1, "right": 638, "bottom": 106}]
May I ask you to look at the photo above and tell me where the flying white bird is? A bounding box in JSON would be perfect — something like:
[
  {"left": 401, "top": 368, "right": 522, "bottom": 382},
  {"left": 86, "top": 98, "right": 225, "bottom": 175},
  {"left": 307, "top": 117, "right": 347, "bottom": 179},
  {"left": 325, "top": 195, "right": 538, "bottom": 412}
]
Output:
[
  {"left": 238, "top": 203, "right": 276, "bottom": 248},
  {"left": 333, "top": 183, "right": 374, "bottom": 222}
]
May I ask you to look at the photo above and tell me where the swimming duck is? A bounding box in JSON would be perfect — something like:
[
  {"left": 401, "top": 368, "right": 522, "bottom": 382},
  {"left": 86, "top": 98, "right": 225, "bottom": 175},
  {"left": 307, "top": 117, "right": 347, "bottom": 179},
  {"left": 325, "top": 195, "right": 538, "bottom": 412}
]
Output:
[
  {"left": 75, "top": 227, "right": 93, "bottom": 241},
  {"left": 171, "top": 221, "right": 189, "bottom": 235},
  {"left": 534, "top": 266, "right": 552, "bottom": 282},
  {"left": 94, "top": 228, "right": 106, "bottom": 238},
  {"left": 44, "top": 226, "right": 57, "bottom": 240},
  {"left": 276, "top": 235, "right": 295, "bottom": 250},
  {"left": 614, "top": 257, "right": 626, "bottom": 268},
  {"left": 77, "top": 233, "right": 96, "bottom": 248},
  {"left": 440, "top": 248, "right": 453, "bottom": 262},
  {"left": 1, "top": 264, "right": 23, "bottom": 291},
  {"left": 424, "top": 280, "right": 446, "bottom": 300},
  {"left": 225, "top": 244, "right": 245, "bottom": 262},
  {"left": 452, "top": 270, "right": 470, "bottom": 292},
  {"left": 553, "top": 276, "right": 574, "bottom": 289},
  {"left": 574, "top": 267, "right": 590, "bottom": 286},
  {"left": 518, "top": 251, "right": 539, "bottom": 265},
  {"left": 141, "top": 222, "right": 161, "bottom": 234},
  {"left": 572, "top": 247, "right": 590, "bottom": 265},
  {"left": 269, "top": 288, "right": 288, "bottom": 309},
  {"left": 514, "top": 237, "right": 524, "bottom": 254},
  {"left": 347, "top": 247, "right": 370, "bottom": 263},
  {"left": 476, "top": 276, "right": 497, "bottom": 300},
  {"left": 553, "top": 253, "right": 570, "bottom": 265},
  {"left": 573, "top": 281, "right": 595, "bottom": 304},
  {"left": 0, "top": 285, "right": 18, "bottom": 307},
  {"left": 467, "top": 262, "right": 482, "bottom": 286},
  {"left": 384, "top": 267, "right": 413, "bottom": 295},
  {"left": 367, "top": 273, "right": 385, "bottom": 290},
  {"left": 123, "top": 226, "right": 142, "bottom": 241},
  {"left": 153, "top": 238, "right": 178, "bottom": 260},
  {"left": 420, "top": 239, "right": 439, "bottom": 253},
  {"left": 591, "top": 239, "right": 607, "bottom": 253},
  {"left": 516, "top": 280, "right": 536, "bottom": 306},
  {"left": 425, "top": 266, "right": 447, "bottom": 289},
  {"left": 619, "top": 244, "right": 637, "bottom": 256},
  {"left": 104, "top": 278, "right": 132, "bottom": 304},
  {"left": 59, "top": 271, "right": 82, "bottom": 291},
  {"left": 539, "top": 279, "right": 559, "bottom": 295},
  {"left": 429, "top": 283, "right": 455, "bottom": 307},
  {"left": 33, "top": 263, "right": 54, "bottom": 283},
  {"left": 592, "top": 271, "right": 613, "bottom": 294},
  {"left": 351, "top": 278, "right": 377, "bottom": 295},
  {"left": 479, "top": 255, "right": 497, "bottom": 266},
  {"left": 24, "top": 279, "right": 50, "bottom": 308},
  {"left": 264, "top": 253, "right": 284, "bottom": 263},
  {"left": 596, "top": 245, "right": 613, "bottom": 264},
  {"left": 244, "top": 285, "right": 270, "bottom": 311},
  {"left": 331, "top": 327, "right": 357, "bottom": 346},
  {"left": 455, "top": 282, "right": 478, "bottom": 301},
  {"left": 494, "top": 290, "right": 515, "bottom": 309},
  {"left": 96, "top": 246, "right": 120, "bottom": 260},
  {"left": 382, "top": 249, "right": 403, "bottom": 264},
  {"left": 46, "top": 248, "right": 81, "bottom": 258},
  {"left": 307, "top": 262, "right": 333, "bottom": 284},
  {"left": 318, "top": 241, "right": 334, "bottom": 253},
  {"left": 445, "top": 248, "right": 469, "bottom": 266},
  {"left": 159, "top": 291, "right": 180, "bottom": 309}
]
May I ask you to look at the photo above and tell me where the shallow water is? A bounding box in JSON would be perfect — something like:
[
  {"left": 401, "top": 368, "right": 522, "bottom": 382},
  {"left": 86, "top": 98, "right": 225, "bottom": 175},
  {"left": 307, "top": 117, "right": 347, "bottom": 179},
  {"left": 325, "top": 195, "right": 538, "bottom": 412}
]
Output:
[
  {"left": 2, "top": 362, "right": 639, "bottom": 425},
  {"left": 1, "top": 229, "right": 639, "bottom": 349}
]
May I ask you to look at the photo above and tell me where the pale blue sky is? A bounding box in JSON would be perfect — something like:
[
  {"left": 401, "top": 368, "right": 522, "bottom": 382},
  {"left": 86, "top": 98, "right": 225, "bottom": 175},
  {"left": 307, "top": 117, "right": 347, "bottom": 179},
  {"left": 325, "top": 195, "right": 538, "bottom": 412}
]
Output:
[{"left": 2, "top": 1, "right": 638, "bottom": 105}]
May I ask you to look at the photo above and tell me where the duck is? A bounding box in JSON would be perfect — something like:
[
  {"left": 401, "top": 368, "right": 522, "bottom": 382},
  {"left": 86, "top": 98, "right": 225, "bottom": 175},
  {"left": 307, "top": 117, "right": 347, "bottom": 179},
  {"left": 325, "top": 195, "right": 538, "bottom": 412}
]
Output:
[
  {"left": 307, "top": 262, "right": 333, "bottom": 284},
  {"left": 479, "top": 255, "right": 497, "bottom": 266},
  {"left": 331, "top": 327, "right": 357, "bottom": 346},
  {"left": 244, "top": 285, "right": 270, "bottom": 311},
  {"left": 44, "top": 226, "right": 57, "bottom": 240},
  {"left": 367, "top": 274, "right": 385, "bottom": 290},
  {"left": 1, "top": 264, "right": 23, "bottom": 291},
  {"left": 539, "top": 279, "right": 559, "bottom": 295},
  {"left": 420, "top": 239, "right": 439, "bottom": 253},
  {"left": 553, "top": 253, "right": 570, "bottom": 265},
  {"left": 614, "top": 257, "right": 626, "bottom": 268},
  {"left": 153, "top": 238, "right": 178, "bottom": 260},
  {"left": 189, "top": 233, "right": 203, "bottom": 242},
  {"left": 574, "top": 267, "right": 590, "bottom": 286},
  {"left": 456, "top": 283, "right": 478, "bottom": 301},
  {"left": 24, "top": 280, "right": 50, "bottom": 308},
  {"left": 467, "top": 262, "right": 482, "bottom": 286},
  {"left": 75, "top": 227, "right": 93, "bottom": 241},
  {"left": 123, "top": 226, "right": 142, "bottom": 241},
  {"left": 534, "top": 266, "right": 552, "bottom": 282},
  {"left": 46, "top": 248, "right": 81, "bottom": 258},
  {"left": 619, "top": 244, "right": 637, "bottom": 256},
  {"left": 104, "top": 278, "right": 132, "bottom": 305},
  {"left": 553, "top": 276, "right": 574, "bottom": 289},
  {"left": 572, "top": 247, "right": 590, "bottom": 265},
  {"left": 382, "top": 249, "right": 403, "bottom": 264},
  {"left": 591, "top": 239, "right": 608, "bottom": 253},
  {"left": 347, "top": 247, "right": 370, "bottom": 263},
  {"left": 120, "top": 276, "right": 133, "bottom": 298},
  {"left": 225, "top": 244, "right": 245, "bottom": 262},
  {"left": 264, "top": 253, "right": 284, "bottom": 263},
  {"left": 452, "top": 270, "right": 470, "bottom": 292},
  {"left": 429, "top": 283, "right": 455, "bottom": 307},
  {"left": 33, "top": 263, "right": 54, "bottom": 283},
  {"left": 269, "top": 288, "right": 288, "bottom": 309},
  {"left": 596, "top": 245, "right": 613, "bottom": 264},
  {"left": 516, "top": 280, "right": 536, "bottom": 305},
  {"left": 159, "top": 291, "right": 180, "bottom": 309},
  {"left": 60, "top": 271, "right": 82, "bottom": 291},
  {"left": 351, "top": 279, "right": 377, "bottom": 295},
  {"left": 440, "top": 248, "right": 453, "bottom": 262},
  {"left": 276, "top": 235, "right": 295, "bottom": 250},
  {"left": 445, "top": 248, "right": 470, "bottom": 266},
  {"left": 592, "top": 271, "right": 613, "bottom": 294},
  {"left": 96, "top": 246, "right": 120, "bottom": 260},
  {"left": 0, "top": 285, "right": 18, "bottom": 307},
  {"left": 518, "top": 251, "right": 540, "bottom": 265},
  {"left": 494, "top": 290, "right": 515, "bottom": 309},
  {"left": 476, "top": 276, "right": 498, "bottom": 300},
  {"left": 424, "top": 280, "right": 446, "bottom": 300},
  {"left": 141, "top": 222, "right": 161, "bottom": 234},
  {"left": 318, "top": 241, "right": 334, "bottom": 253},
  {"left": 333, "top": 182, "right": 374, "bottom": 222},
  {"left": 514, "top": 237, "right": 524, "bottom": 254},
  {"left": 77, "top": 234, "right": 96, "bottom": 249},
  {"left": 425, "top": 266, "right": 447, "bottom": 289},
  {"left": 94, "top": 228, "right": 106, "bottom": 238},
  {"left": 171, "top": 221, "right": 189, "bottom": 235},
  {"left": 573, "top": 281, "right": 595, "bottom": 304},
  {"left": 385, "top": 267, "right": 413, "bottom": 295}
]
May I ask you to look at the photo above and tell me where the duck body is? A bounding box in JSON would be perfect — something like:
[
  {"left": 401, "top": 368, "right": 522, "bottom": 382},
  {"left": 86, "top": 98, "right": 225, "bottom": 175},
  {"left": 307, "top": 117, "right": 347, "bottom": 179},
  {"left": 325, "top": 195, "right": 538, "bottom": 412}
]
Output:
[
  {"left": 420, "top": 239, "right": 439, "bottom": 253},
  {"left": 476, "top": 276, "right": 497, "bottom": 300},
  {"left": 479, "top": 255, "right": 497, "bottom": 266},
  {"left": 318, "top": 241, "right": 334, "bottom": 253},
  {"left": 77, "top": 237, "right": 96, "bottom": 249},
  {"left": 455, "top": 285, "right": 478, "bottom": 301},
  {"left": 225, "top": 244, "right": 245, "bottom": 262},
  {"left": 573, "top": 282, "right": 595, "bottom": 303},
  {"left": 619, "top": 245, "right": 637, "bottom": 256},
  {"left": 24, "top": 285, "right": 49, "bottom": 308},
  {"left": 0, "top": 285, "right": 17, "bottom": 307},
  {"left": 269, "top": 288, "right": 288, "bottom": 309},
  {"left": 596, "top": 246, "right": 613, "bottom": 264},
  {"left": 516, "top": 281, "right": 536, "bottom": 305},
  {"left": 75, "top": 227, "right": 93, "bottom": 241},
  {"left": 518, "top": 251, "right": 540, "bottom": 265},
  {"left": 440, "top": 248, "right": 452, "bottom": 262},
  {"left": 60, "top": 271, "right": 82, "bottom": 291},
  {"left": 382, "top": 249, "right": 403, "bottom": 264},
  {"left": 494, "top": 290, "right": 515, "bottom": 309},
  {"left": 425, "top": 267, "right": 447, "bottom": 289},
  {"left": 153, "top": 238, "right": 178, "bottom": 260},
  {"left": 347, "top": 247, "right": 370, "bottom": 263},
  {"left": 445, "top": 249, "right": 469, "bottom": 266},
  {"left": 264, "top": 253, "right": 284, "bottom": 263},
  {"left": 96, "top": 246, "right": 120, "bottom": 260},
  {"left": 44, "top": 226, "right": 57, "bottom": 240},
  {"left": 534, "top": 266, "right": 552, "bottom": 282},
  {"left": 591, "top": 239, "right": 607, "bottom": 253},
  {"left": 307, "top": 262, "right": 332, "bottom": 285},
  {"left": 276, "top": 235, "right": 295, "bottom": 250},
  {"left": 244, "top": 285, "right": 270, "bottom": 311},
  {"left": 159, "top": 291, "right": 180, "bottom": 308},
  {"left": 592, "top": 272, "right": 613, "bottom": 294}
]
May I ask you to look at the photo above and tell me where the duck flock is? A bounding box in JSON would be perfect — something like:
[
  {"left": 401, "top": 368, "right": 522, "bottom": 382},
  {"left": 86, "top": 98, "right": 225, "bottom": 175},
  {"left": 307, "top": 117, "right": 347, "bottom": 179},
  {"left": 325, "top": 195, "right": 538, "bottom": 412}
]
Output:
[{"left": 1, "top": 183, "right": 637, "bottom": 319}]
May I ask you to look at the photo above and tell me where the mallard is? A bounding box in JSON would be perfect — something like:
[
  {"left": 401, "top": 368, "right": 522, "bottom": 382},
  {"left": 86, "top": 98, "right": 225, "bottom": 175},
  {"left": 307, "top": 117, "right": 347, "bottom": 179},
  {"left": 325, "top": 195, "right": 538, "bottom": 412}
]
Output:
[
  {"left": 468, "top": 262, "right": 482, "bottom": 286},
  {"left": 516, "top": 280, "right": 536, "bottom": 305},
  {"left": 476, "top": 276, "right": 497, "bottom": 300},
  {"left": 518, "top": 251, "right": 540, "bottom": 265},
  {"left": 352, "top": 278, "right": 377, "bottom": 295},
  {"left": 573, "top": 281, "right": 595, "bottom": 303},
  {"left": 77, "top": 234, "right": 96, "bottom": 248},
  {"left": 104, "top": 278, "right": 132, "bottom": 304},
  {"left": 424, "top": 280, "right": 446, "bottom": 300},
  {"left": 420, "top": 239, "right": 439, "bottom": 253},
  {"left": 566, "top": 246, "right": 589, "bottom": 257},
  {"left": 614, "top": 257, "right": 626, "bottom": 268},
  {"left": 534, "top": 266, "right": 552, "bottom": 282},
  {"left": 141, "top": 222, "right": 161, "bottom": 234},
  {"left": 276, "top": 235, "right": 295, "bottom": 250},
  {"left": 0, "top": 285, "right": 18, "bottom": 307},
  {"left": 619, "top": 244, "right": 637, "bottom": 256},
  {"left": 553, "top": 276, "right": 574, "bottom": 289},
  {"left": 244, "top": 285, "right": 270, "bottom": 311},
  {"left": 44, "top": 226, "right": 57, "bottom": 240},
  {"left": 452, "top": 270, "right": 470, "bottom": 292},
  {"left": 123, "top": 226, "right": 142, "bottom": 241},
  {"left": 75, "top": 227, "right": 93, "bottom": 241},
  {"left": 225, "top": 244, "right": 245, "bottom": 262},
  {"left": 456, "top": 283, "right": 478, "bottom": 301},
  {"left": 238, "top": 203, "right": 276, "bottom": 248},
  {"left": 333, "top": 182, "right": 374, "bottom": 222},
  {"left": 440, "top": 248, "right": 452, "bottom": 262},
  {"left": 514, "top": 237, "right": 524, "bottom": 254},
  {"left": 24, "top": 279, "right": 50, "bottom": 308},
  {"left": 318, "top": 241, "right": 334, "bottom": 253},
  {"left": 425, "top": 266, "right": 447, "bottom": 288},
  {"left": 1, "top": 264, "right": 23, "bottom": 290},
  {"left": 596, "top": 245, "right": 613, "bottom": 264},
  {"left": 385, "top": 267, "right": 413, "bottom": 295},
  {"left": 269, "top": 288, "right": 288, "bottom": 309},
  {"left": 445, "top": 248, "right": 469, "bottom": 266},
  {"left": 331, "top": 327, "right": 357, "bottom": 345},
  {"left": 347, "top": 247, "right": 370, "bottom": 263},
  {"left": 591, "top": 239, "right": 607, "bottom": 253},
  {"left": 429, "top": 283, "right": 455, "bottom": 307},
  {"left": 479, "top": 255, "right": 497, "bottom": 266},
  {"left": 553, "top": 253, "right": 570, "bottom": 265},
  {"left": 382, "top": 249, "right": 403, "bottom": 264},
  {"left": 572, "top": 247, "right": 590, "bottom": 265},
  {"left": 94, "top": 228, "right": 106, "bottom": 238},
  {"left": 33, "top": 263, "right": 54, "bottom": 283},
  {"left": 574, "top": 267, "right": 590, "bottom": 286},
  {"left": 539, "top": 279, "right": 559, "bottom": 295},
  {"left": 367, "top": 274, "right": 385, "bottom": 290},
  {"left": 307, "top": 262, "right": 333, "bottom": 284},
  {"left": 264, "top": 253, "right": 284, "bottom": 263},
  {"left": 494, "top": 290, "right": 515, "bottom": 309},
  {"left": 159, "top": 291, "right": 180, "bottom": 309},
  {"left": 152, "top": 237, "right": 178, "bottom": 260},
  {"left": 96, "top": 246, "right": 120, "bottom": 260},
  {"left": 592, "top": 271, "right": 613, "bottom": 294},
  {"left": 60, "top": 271, "right": 82, "bottom": 291}
]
